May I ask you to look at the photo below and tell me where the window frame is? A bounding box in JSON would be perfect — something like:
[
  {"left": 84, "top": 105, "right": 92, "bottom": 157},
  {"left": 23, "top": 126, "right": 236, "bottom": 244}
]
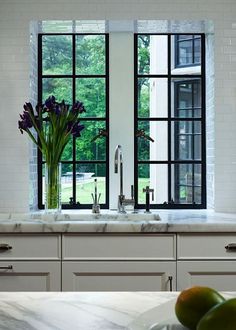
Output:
[
  {"left": 134, "top": 33, "right": 206, "bottom": 209},
  {"left": 37, "top": 33, "right": 109, "bottom": 209},
  {"left": 174, "top": 79, "right": 202, "bottom": 204},
  {"left": 175, "top": 34, "right": 201, "bottom": 68}
]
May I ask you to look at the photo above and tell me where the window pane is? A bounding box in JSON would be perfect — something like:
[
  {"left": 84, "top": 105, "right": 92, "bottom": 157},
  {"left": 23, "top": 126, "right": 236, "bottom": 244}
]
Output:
[
  {"left": 172, "top": 78, "right": 201, "bottom": 118},
  {"left": 138, "top": 35, "right": 168, "bottom": 74},
  {"left": 42, "top": 36, "right": 72, "bottom": 75},
  {"left": 42, "top": 78, "right": 72, "bottom": 104},
  {"left": 177, "top": 35, "right": 192, "bottom": 41},
  {"left": 76, "top": 163, "right": 106, "bottom": 204},
  {"left": 76, "top": 121, "right": 106, "bottom": 161},
  {"left": 61, "top": 163, "right": 73, "bottom": 204},
  {"left": 138, "top": 78, "right": 168, "bottom": 117},
  {"left": 138, "top": 121, "right": 168, "bottom": 161},
  {"left": 171, "top": 121, "right": 202, "bottom": 160},
  {"left": 43, "top": 163, "right": 74, "bottom": 205},
  {"left": 172, "top": 164, "right": 201, "bottom": 204},
  {"left": 138, "top": 164, "right": 168, "bottom": 204},
  {"left": 194, "top": 38, "right": 201, "bottom": 63},
  {"left": 76, "top": 78, "right": 106, "bottom": 118},
  {"left": 76, "top": 35, "right": 105, "bottom": 75},
  {"left": 178, "top": 40, "right": 193, "bottom": 65}
]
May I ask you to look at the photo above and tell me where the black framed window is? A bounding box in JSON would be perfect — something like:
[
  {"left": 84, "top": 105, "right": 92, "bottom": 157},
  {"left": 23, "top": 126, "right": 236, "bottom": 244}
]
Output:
[
  {"left": 134, "top": 33, "right": 206, "bottom": 209},
  {"left": 175, "top": 35, "right": 201, "bottom": 67},
  {"left": 174, "top": 80, "right": 202, "bottom": 204},
  {"left": 38, "top": 33, "right": 109, "bottom": 209}
]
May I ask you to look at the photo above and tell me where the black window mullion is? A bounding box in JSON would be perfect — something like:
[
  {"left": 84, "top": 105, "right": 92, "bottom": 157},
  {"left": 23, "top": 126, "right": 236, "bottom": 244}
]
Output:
[
  {"left": 37, "top": 34, "right": 43, "bottom": 209},
  {"left": 105, "top": 33, "right": 110, "bottom": 208},
  {"left": 72, "top": 34, "right": 77, "bottom": 206},
  {"left": 168, "top": 34, "right": 172, "bottom": 203},
  {"left": 201, "top": 34, "right": 206, "bottom": 208},
  {"left": 134, "top": 34, "right": 138, "bottom": 208}
]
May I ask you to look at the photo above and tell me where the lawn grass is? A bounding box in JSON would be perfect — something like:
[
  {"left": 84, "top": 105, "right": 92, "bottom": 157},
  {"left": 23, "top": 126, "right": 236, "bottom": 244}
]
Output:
[{"left": 61, "top": 177, "right": 150, "bottom": 205}]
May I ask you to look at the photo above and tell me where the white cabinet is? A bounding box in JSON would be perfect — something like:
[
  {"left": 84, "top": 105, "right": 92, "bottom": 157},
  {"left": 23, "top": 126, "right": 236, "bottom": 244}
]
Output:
[
  {"left": 177, "top": 261, "right": 236, "bottom": 291},
  {"left": 62, "top": 234, "right": 176, "bottom": 292},
  {"left": 0, "top": 234, "right": 61, "bottom": 291},
  {"left": 177, "top": 234, "right": 236, "bottom": 291},
  {"left": 2, "top": 231, "right": 236, "bottom": 292},
  {"left": 62, "top": 261, "right": 176, "bottom": 291},
  {"left": 0, "top": 261, "right": 60, "bottom": 291}
]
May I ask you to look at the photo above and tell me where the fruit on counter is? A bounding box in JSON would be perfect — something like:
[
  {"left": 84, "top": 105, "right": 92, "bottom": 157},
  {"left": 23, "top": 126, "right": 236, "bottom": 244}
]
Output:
[
  {"left": 175, "top": 286, "right": 225, "bottom": 329},
  {"left": 197, "top": 298, "right": 236, "bottom": 330}
]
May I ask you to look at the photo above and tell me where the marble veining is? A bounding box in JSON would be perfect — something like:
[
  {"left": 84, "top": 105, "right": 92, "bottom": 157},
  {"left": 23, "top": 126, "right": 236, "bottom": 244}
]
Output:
[
  {"left": 0, "top": 210, "right": 236, "bottom": 232},
  {"left": 0, "top": 291, "right": 235, "bottom": 330},
  {"left": 0, "top": 292, "right": 176, "bottom": 330}
]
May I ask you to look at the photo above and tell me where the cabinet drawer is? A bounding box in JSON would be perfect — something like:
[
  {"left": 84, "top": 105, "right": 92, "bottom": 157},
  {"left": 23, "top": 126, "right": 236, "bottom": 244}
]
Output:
[
  {"left": 0, "top": 234, "right": 61, "bottom": 260},
  {"left": 62, "top": 234, "right": 176, "bottom": 260},
  {"left": 177, "top": 234, "right": 236, "bottom": 260},
  {"left": 62, "top": 261, "right": 176, "bottom": 291}
]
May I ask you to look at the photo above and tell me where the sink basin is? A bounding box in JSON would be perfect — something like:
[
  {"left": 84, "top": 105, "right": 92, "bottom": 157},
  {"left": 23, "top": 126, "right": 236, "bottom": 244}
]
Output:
[{"left": 36, "top": 212, "right": 161, "bottom": 222}]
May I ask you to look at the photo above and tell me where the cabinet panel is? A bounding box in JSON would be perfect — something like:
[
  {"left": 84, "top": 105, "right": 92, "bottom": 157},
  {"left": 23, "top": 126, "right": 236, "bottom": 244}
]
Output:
[
  {"left": 62, "top": 261, "right": 176, "bottom": 291},
  {"left": 177, "top": 261, "right": 236, "bottom": 291},
  {"left": 0, "top": 261, "right": 61, "bottom": 291},
  {"left": 63, "top": 234, "right": 176, "bottom": 260},
  {"left": 177, "top": 233, "right": 236, "bottom": 260},
  {"left": 0, "top": 234, "right": 61, "bottom": 260}
]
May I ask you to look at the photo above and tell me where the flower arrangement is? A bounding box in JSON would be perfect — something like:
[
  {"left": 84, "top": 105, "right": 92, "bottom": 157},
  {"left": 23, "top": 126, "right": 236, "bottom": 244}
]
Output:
[
  {"left": 18, "top": 95, "right": 86, "bottom": 211},
  {"left": 18, "top": 95, "right": 85, "bottom": 163}
]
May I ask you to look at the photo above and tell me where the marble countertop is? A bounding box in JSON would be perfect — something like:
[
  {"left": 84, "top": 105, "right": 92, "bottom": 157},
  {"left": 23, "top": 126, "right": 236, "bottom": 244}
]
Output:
[
  {"left": 0, "top": 291, "right": 235, "bottom": 329},
  {"left": 0, "top": 291, "right": 185, "bottom": 330},
  {"left": 1, "top": 210, "right": 236, "bottom": 233}
]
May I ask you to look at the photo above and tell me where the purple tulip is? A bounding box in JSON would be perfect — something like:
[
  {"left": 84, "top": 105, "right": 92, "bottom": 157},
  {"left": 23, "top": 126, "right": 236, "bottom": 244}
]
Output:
[
  {"left": 55, "top": 104, "right": 61, "bottom": 116},
  {"left": 72, "top": 101, "right": 86, "bottom": 114},
  {"left": 23, "top": 102, "right": 34, "bottom": 116},
  {"left": 44, "top": 95, "right": 56, "bottom": 110},
  {"left": 18, "top": 111, "right": 33, "bottom": 134},
  {"left": 71, "top": 122, "right": 85, "bottom": 137}
]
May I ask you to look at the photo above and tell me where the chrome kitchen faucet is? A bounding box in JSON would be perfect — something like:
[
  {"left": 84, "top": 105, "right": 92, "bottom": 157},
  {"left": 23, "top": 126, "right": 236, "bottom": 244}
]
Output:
[{"left": 114, "top": 145, "right": 135, "bottom": 213}]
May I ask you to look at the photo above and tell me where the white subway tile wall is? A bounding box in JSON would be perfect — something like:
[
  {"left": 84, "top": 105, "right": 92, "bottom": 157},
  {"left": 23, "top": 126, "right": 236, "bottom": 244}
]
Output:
[{"left": 0, "top": 0, "right": 236, "bottom": 212}]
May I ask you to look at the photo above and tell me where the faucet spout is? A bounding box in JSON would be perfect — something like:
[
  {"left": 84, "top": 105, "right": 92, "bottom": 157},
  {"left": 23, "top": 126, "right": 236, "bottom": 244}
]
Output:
[
  {"left": 114, "top": 145, "right": 123, "bottom": 196},
  {"left": 114, "top": 145, "right": 135, "bottom": 213}
]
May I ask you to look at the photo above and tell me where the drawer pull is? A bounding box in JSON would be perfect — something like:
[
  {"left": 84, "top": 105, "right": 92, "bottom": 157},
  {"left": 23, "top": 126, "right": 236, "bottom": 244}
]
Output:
[
  {"left": 0, "top": 265, "right": 13, "bottom": 270},
  {"left": 225, "top": 243, "right": 236, "bottom": 251},
  {"left": 168, "top": 275, "right": 173, "bottom": 292},
  {"left": 0, "top": 244, "right": 12, "bottom": 252}
]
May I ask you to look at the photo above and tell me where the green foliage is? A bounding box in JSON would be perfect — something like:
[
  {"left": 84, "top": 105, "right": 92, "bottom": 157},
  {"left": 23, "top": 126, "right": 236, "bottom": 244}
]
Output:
[
  {"left": 42, "top": 34, "right": 150, "bottom": 179},
  {"left": 42, "top": 35, "right": 106, "bottom": 175}
]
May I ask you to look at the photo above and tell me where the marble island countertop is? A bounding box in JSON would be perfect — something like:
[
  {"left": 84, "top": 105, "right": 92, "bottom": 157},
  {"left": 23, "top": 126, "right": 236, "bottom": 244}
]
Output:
[
  {"left": 0, "top": 292, "right": 175, "bottom": 329},
  {"left": 0, "top": 210, "right": 236, "bottom": 233},
  {"left": 0, "top": 291, "right": 235, "bottom": 330}
]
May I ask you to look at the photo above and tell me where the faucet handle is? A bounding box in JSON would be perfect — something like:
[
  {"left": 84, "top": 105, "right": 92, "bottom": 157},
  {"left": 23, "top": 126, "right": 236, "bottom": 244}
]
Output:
[
  {"left": 98, "top": 193, "right": 101, "bottom": 203},
  {"left": 131, "top": 185, "right": 134, "bottom": 200},
  {"left": 143, "top": 186, "right": 154, "bottom": 200},
  {"left": 150, "top": 189, "right": 154, "bottom": 201}
]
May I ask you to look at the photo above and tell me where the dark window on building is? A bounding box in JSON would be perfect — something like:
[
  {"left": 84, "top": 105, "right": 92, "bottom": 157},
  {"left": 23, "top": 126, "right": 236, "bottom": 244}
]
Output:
[
  {"left": 134, "top": 33, "right": 205, "bottom": 209},
  {"left": 174, "top": 80, "right": 202, "bottom": 204},
  {"left": 175, "top": 35, "right": 201, "bottom": 67},
  {"left": 38, "top": 33, "right": 109, "bottom": 209}
]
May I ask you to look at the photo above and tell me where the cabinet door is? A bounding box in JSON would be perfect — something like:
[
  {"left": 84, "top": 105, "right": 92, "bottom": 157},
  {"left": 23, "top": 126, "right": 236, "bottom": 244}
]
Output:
[
  {"left": 177, "top": 261, "right": 236, "bottom": 291},
  {"left": 0, "top": 261, "right": 61, "bottom": 291},
  {"left": 62, "top": 261, "right": 176, "bottom": 291}
]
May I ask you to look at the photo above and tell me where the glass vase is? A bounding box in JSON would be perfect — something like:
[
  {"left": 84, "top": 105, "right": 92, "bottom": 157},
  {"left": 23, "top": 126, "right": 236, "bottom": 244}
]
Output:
[{"left": 45, "top": 162, "right": 61, "bottom": 213}]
